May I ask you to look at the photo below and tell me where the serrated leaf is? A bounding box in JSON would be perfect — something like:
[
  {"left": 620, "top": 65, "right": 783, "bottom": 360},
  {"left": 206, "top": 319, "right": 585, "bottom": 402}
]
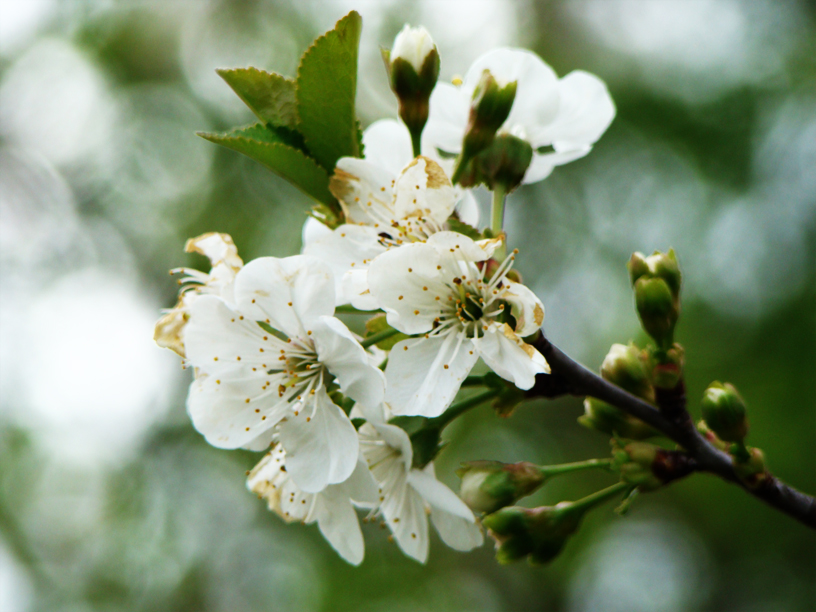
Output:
[
  {"left": 365, "top": 313, "right": 408, "bottom": 351},
  {"left": 296, "top": 11, "right": 362, "bottom": 171},
  {"left": 217, "top": 67, "right": 299, "bottom": 130},
  {"left": 199, "top": 126, "right": 333, "bottom": 206},
  {"left": 224, "top": 123, "right": 306, "bottom": 151},
  {"left": 447, "top": 218, "right": 482, "bottom": 241}
]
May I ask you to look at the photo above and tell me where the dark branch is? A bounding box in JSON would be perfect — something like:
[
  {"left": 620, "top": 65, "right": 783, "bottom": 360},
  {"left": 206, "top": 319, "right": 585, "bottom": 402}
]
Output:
[{"left": 527, "top": 333, "right": 816, "bottom": 529}]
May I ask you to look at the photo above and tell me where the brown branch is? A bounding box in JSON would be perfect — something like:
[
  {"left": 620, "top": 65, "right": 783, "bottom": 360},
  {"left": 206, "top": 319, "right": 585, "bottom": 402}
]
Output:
[{"left": 527, "top": 334, "right": 816, "bottom": 529}]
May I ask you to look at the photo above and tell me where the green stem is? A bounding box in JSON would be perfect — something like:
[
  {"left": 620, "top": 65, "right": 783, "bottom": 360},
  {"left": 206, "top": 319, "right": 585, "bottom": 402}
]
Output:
[
  {"left": 491, "top": 186, "right": 507, "bottom": 261},
  {"left": 360, "top": 327, "right": 401, "bottom": 349},
  {"left": 429, "top": 388, "right": 501, "bottom": 431},
  {"left": 563, "top": 481, "right": 630, "bottom": 516},
  {"left": 410, "top": 128, "right": 422, "bottom": 158},
  {"left": 539, "top": 458, "right": 613, "bottom": 478}
]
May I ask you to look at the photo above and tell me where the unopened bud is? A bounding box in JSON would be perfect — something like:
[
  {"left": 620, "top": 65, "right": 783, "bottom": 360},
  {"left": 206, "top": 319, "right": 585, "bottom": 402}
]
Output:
[
  {"left": 649, "top": 343, "right": 685, "bottom": 389},
  {"left": 701, "top": 382, "right": 748, "bottom": 443},
  {"left": 384, "top": 25, "right": 440, "bottom": 153},
  {"left": 733, "top": 446, "right": 767, "bottom": 487},
  {"left": 482, "top": 504, "right": 582, "bottom": 565},
  {"left": 451, "top": 70, "right": 517, "bottom": 184},
  {"left": 634, "top": 277, "right": 678, "bottom": 348},
  {"left": 579, "top": 398, "right": 660, "bottom": 440},
  {"left": 629, "top": 250, "right": 682, "bottom": 349},
  {"left": 456, "top": 461, "right": 545, "bottom": 514},
  {"left": 601, "top": 343, "right": 654, "bottom": 401},
  {"left": 611, "top": 439, "right": 663, "bottom": 491}
]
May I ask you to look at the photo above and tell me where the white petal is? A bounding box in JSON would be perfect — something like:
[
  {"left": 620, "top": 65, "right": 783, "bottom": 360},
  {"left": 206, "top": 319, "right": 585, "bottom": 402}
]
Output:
[
  {"left": 241, "top": 427, "right": 276, "bottom": 451},
  {"left": 314, "top": 491, "right": 366, "bottom": 566},
  {"left": 393, "top": 157, "right": 456, "bottom": 225},
  {"left": 301, "top": 217, "right": 333, "bottom": 249},
  {"left": 185, "top": 232, "right": 243, "bottom": 271},
  {"left": 184, "top": 295, "right": 275, "bottom": 374},
  {"left": 235, "top": 255, "right": 335, "bottom": 338},
  {"left": 464, "top": 48, "right": 560, "bottom": 136},
  {"left": 337, "top": 455, "right": 380, "bottom": 506},
  {"left": 367, "top": 242, "right": 445, "bottom": 335},
  {"left": 343, "top": 268, "right": 381, "bottom": 311},
  {"left": 425, "top": 82, "right": 469, "bottom": 154},
  {"left": 426, "top": 231, "right": 491, "bottom": 263},
  {"left": 454, "top": 190, "right": 480, "bottom": 227},
  {"left": 379, "top": 470, "right": 429, "bottom": 563},
  {"left": 278, "top": 386, "right": 359, "bottom": 493},
  {"left": 302, "top": 224, "right": 384, "bottom": 306},
  {"left": 500, "top": 279, "right": 545, "bottom": 337},
  {"left": 407, "top": 466, "right": 474, "bottom": 520},
  {"left": 472, "top": 323, "right": 549, "bottom": 390},
  {"left": 367, "top": 422, "right": 414, "bottom": 470},
  {"left": 385, "top": 332, "right": 479, "bottom": 417},
  {"left": 363, "top": 119, "right": 413, "bottom": 176},
  {"left": 187, "top": 372, "right": 291, "bottom": 449},
  {"left": 522, "top": 146, "right": 592, "bottom": 184},
  {"left": 430, "top": 508, "right": 484, "bottom": 551},
  {"left": 534, "top": 70, "right": 615, "bottom": 149},
  {"left": 331, "top": 157, "right": 395, "bottom": 225},
  {"left": 311, "top": 315, "right": 385, "bottom": 408}
]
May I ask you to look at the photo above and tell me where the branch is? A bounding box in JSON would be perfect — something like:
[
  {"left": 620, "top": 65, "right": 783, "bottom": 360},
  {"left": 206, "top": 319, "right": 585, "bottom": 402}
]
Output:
[{"left": 527, "top": 334, "right": 816, "bottom": 529}]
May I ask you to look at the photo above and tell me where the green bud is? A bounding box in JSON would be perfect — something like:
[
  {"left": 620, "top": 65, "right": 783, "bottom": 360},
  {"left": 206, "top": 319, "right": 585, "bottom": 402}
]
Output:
[
  {"left": 701, "top": 382, "right": 748, "bottom": 443},
  {"left": 384, "top": 25, "right": 440, "bottom": 154},
  {"left": 634, "top": 277, "right": 678, "bottom": 348},
  {"left": 456, "top": 461, "right": 545, "bottom": 514},
  {"left": 733, "top": 446, "right": 767, "bottom": 487},
  {"left": 696, "top": 420, "right": 730, "bottom": 452},
  {"left": 579, "top": 397, "right": 660, "bottom": 440},
  {"left": 451, "top": 70, "right": 517, "bottom": 184},
  {"left": 648, "top": 343, "right": 685, "bottom": 389},
  {"left": 482, "top": 504, "right": 582, "bottom": 565},
  {"left": 611, "top": 439, "right": 663, "bottom": 491},
  {"left": 457, "top": 134, "right": 533, "bottom": 193},
  {"left": 628, "top": 250, "right": 682, "bottom": 349},
  {"left": 601, "top": 343, "right": 655, "bottom": 401}
]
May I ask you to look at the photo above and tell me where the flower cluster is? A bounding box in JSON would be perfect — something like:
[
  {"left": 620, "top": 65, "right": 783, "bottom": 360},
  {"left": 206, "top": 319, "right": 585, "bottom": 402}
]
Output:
[{"left": 156, "top": 21, "right": 614, "bottom": 565}]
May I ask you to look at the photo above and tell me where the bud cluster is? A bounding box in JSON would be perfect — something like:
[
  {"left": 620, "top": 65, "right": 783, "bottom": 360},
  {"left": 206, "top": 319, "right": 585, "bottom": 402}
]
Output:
[{"left": 628, "top": 250, "right": 681, "bottom": 350}]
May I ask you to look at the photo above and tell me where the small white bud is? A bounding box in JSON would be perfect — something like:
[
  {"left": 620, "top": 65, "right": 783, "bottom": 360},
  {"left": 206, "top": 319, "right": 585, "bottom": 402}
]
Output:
[{"left": 391, "top": 25, "right": 435, "bottom": 73}]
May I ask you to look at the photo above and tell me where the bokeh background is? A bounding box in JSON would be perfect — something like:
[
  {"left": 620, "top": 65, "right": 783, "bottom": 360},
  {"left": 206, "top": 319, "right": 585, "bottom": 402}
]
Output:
[{"left": 1, "top": 1, "right": 814, "bottom": 610}]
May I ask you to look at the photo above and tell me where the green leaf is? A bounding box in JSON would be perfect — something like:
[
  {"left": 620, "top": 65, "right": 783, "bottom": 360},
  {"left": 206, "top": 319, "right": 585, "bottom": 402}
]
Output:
[
  {"left": 296, "top": 11, "right": 362, "bottom": 171},
  {"left": 216, "top": 68, "right": 299, "bottom": 130},
  {"left": 364, "top": 313, "right": 408, "bottom": 351},
  {"left": 199, "top": 126, "right": 333, "bottom": 206},
  {"left": 447, "top": 217, "right": 482, "bottom": 241}
]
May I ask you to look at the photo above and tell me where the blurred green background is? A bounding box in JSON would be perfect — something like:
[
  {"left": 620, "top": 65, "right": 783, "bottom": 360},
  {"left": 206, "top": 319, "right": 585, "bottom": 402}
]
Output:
[{"left": 1, "top": 1, "right": 814, "bottom": 610}]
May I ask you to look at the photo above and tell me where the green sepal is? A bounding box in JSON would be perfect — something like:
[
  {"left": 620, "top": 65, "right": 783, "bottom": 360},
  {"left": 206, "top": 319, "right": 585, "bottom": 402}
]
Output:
[
  {"left": 296, "top": 11, "right": 362, "bottom": 171},
  {"left": 216, "top": 67, "right": 299, "bottom": 130},
  {"left": 364, "top": 314, "right": 408, "bottom": 350},
  {"left": 199, "top": 125, "right": 334, "bottom": 206}
]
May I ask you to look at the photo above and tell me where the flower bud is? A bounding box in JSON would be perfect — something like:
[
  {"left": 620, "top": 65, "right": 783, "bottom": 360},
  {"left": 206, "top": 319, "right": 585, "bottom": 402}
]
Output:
[
  {"left": 384, "top": 25, "right": 440, "bottom": 154},
  {"left": 611, "top": 439, "right": 664, "bottom": 491},
  {"left": 601, "top": 343, "right": 654, "bottom": 401},
  {"left": 456, "top": 461, "right": 546, "bottom": 514},
  {"left": 451, "top": 70, "right": 517, "bottom": 184},
  {"left": 579, "top": 398, "right": 660, "bottom": 440},
  {"left": 649, "top": 343, "right": 685, "bottom": 389},
  {"left": 629, "top": 250, "right": 682, "bottom": 349},
  {"left": 634, "top": 277, "right": 678, "bottom": 348},
  {"left": 457, "top": 133, "right": 533, "bottom": 192},
  {"left": 482, "top": 504, "right": 582, "bottom": 565},
  {"left": 701, "top": 382, "right": 748, "bottom": 443},
  {"left": 733, "top": 446, "right": 767, "bottom": 487}
]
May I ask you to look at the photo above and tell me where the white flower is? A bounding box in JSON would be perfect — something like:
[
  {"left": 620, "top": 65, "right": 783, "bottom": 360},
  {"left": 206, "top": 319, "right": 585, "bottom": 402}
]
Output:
[
  {"left": 303, "top": 155, "right": 463, "bottom": 309},
  {"left": 359, "top": 422, "right": 482, "bottom": 563},
  {"left": 154, "top": 232, "right": 243, "bottom": 357},
  {"left": 367, "top": 231, "right": 548, "bottom": 418},
  {"left": 425, "top": 48, "right": 615, "bottom": 184},
  {"left": 183, "top": 254, "right": 385, "bottom": 492},
  {"left": 391, "top": 25, "right": 435, "bottom": 73},
  {"left": 248, "top": 446, "right": 378, "bottom": 565}
]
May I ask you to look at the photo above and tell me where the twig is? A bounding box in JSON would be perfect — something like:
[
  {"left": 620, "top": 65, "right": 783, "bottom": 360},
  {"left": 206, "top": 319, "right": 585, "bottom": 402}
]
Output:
[{"left": 527, "top": 334, "right": 816, "bottom": 529}]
